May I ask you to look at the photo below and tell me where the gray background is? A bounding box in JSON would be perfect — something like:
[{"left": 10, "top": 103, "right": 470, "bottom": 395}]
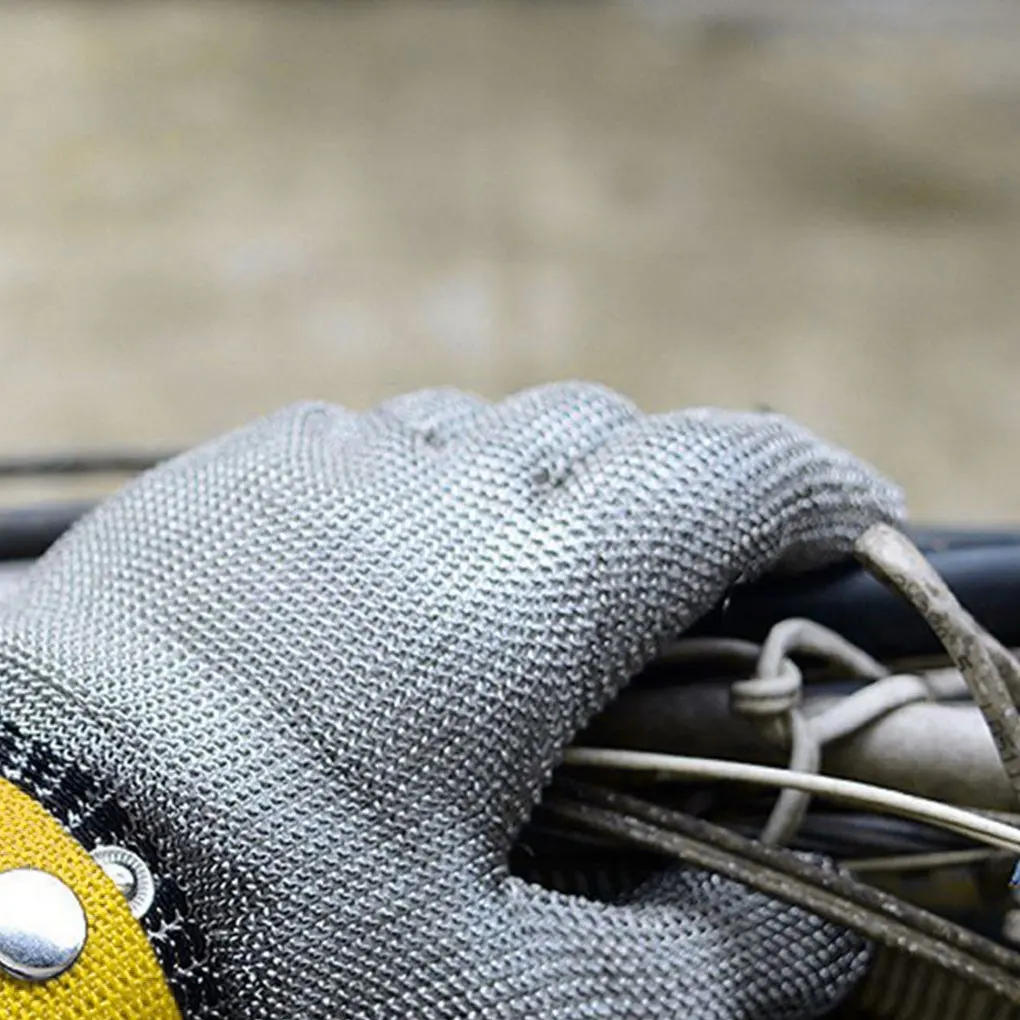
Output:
[{"left": 2, "top": 2, "right": 1019, "bottom": 519}]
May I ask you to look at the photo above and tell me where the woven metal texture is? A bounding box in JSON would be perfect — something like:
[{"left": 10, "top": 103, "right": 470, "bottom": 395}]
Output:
[{"left": 0, "top": 384, "right": 902, "bottom": 1018}]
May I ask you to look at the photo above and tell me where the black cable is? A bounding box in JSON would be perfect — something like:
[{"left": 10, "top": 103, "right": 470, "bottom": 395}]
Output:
[
  {"left": 3, "top": 477, "right": 1020, "bottom": 660},
  {"left": 0, "top": 450, "right": 174, "bottom": 478},
  {"left": 725, "top": 807, "right": 976, "bottom": 859},
  {"left": 545, "top": 781, "right": 1020, "bottom": 1020},
  {"left": 0, "top": 501, "right": 96, "bottom": 560}
]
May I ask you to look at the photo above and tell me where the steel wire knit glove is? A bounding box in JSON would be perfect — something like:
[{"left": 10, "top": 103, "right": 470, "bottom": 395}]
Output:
[{"left": 0, "top": 383, "right": 903, "bottom": 1019}]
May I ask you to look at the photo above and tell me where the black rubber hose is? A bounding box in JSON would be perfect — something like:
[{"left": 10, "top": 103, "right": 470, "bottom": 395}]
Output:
[
  {"left": 693, "top": 528, "right": 1020, "bottom": 660},
  {"left": 1, "top": 493, "right": 1019, "bottom": 662}
]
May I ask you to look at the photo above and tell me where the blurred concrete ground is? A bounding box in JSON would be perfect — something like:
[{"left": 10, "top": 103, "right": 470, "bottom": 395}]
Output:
[{"left": 1, "top": 2, "right": 1020, "bottom": 518}]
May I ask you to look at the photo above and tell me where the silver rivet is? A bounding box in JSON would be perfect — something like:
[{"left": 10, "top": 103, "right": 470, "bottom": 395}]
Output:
[
  {"left": 91, "top": 846, "right": 155, "bottom": 920},
  {"left": 102, "top": 861, "right": 137, "bottom": 900},
  {"left": 0, "top": 868, "right": 87, "bottom": 982}
]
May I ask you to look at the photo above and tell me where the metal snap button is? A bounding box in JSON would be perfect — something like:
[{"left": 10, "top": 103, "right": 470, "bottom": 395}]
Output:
[
  {"left": 91, "top": 846, "right": 155, "bottom": 919},
  {"left": 0, "top": 867, "right": 87, "bottom": 982}
]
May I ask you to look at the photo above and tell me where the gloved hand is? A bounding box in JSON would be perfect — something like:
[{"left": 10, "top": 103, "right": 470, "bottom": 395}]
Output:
[{"left": 0, "top": 383, "right": 903, "bottom": 1019}]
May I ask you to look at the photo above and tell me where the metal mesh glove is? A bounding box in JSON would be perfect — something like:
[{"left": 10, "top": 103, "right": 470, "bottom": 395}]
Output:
[{"left": 0, "top": 383, "right": 904, "bottom": 1019}]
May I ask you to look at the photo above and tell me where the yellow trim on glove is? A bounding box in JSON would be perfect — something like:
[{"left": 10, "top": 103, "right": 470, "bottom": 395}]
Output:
[{"left": 0, "top": 778, "right": 182, "bottom": 1019}]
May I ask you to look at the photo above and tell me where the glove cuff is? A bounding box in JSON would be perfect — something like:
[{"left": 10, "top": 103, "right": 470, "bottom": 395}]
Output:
[
  {"left": 0, "top": 720, "right": 219, "bottom": 1017},
  {"left": 0, "top": 775, "right": 182, "bottom": 1017}
]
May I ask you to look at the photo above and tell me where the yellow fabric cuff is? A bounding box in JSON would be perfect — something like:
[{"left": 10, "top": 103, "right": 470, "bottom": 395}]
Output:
[{"left": 0, "top": 777, "right": 182, "bottom": 1019}]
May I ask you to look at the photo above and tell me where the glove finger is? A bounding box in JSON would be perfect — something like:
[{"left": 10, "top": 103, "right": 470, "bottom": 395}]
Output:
[
  {"left": 373, "top": 388, "right": 490, "bottom": 446},
  {"left": 477, "top": 871, "right": 870, "bottom": 1020},
  {"left": 455, "top": 381, "right": 642, "bottom": 484}
]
